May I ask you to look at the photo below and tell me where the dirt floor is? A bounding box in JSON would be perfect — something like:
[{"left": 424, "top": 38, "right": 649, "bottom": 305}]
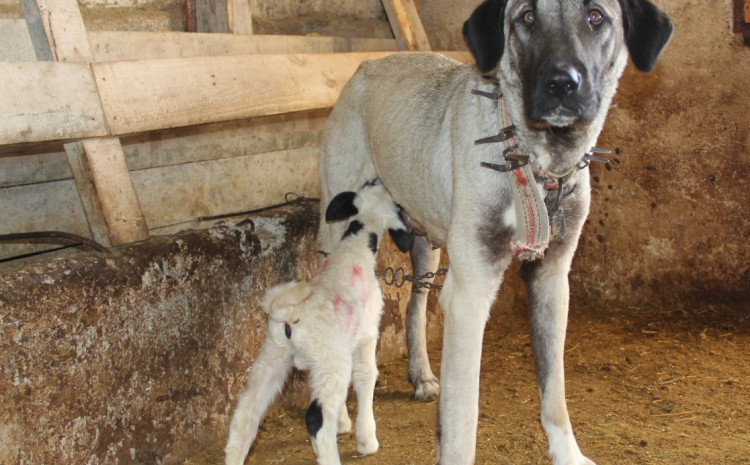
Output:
[{"left": 189, "top": 300, "right": 749, "bottom": 465}]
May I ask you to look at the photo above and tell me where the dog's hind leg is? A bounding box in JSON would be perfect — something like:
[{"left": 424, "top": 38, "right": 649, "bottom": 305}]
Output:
[
  {"left": 405, "top": 235, "right": 441, "bottom": 401},
  {"left": 225, "top": 339, "right": 293, "bottom": 465}
]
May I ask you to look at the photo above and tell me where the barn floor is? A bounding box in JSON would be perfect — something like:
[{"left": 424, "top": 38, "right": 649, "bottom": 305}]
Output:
[{"left": 188, "top": 301, "right": 749, "bottom": 465}]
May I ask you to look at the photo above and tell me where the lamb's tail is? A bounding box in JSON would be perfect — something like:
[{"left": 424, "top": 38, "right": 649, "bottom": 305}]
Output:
[{"left": 225, "top": 338, "right": 293, "bottom": 465}]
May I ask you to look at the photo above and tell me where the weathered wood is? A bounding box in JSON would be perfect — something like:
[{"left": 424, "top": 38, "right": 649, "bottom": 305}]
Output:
[
  {"left": 1, "top": 52, "right": 469, "bottom": 146},
  {"left": 20, "top": 0, "right": 93, "bottom": 62},
  {"left": 88, "top": 31, "right": 398, "bottom": 61},
  {"left": 228, "top": 0, "right": 253, "bottom": 34},
  {"left": 64, "top": 138, "right": 149, "bottom": 246},
  {"left": 1, "top": 110, "right": 330, "bottom": 188},
  {"left": 19, "top": 0, "right": 54, "bottom": 61},
  {"left": 0, "top": 178, "right": 90, "bottom": 261},
  {"left": 195, "top": 0, "right": 230, "bottom": 33},
  {"left": 382, "top": 0, "right": 431, "bottom": 51},
  {"left": 133, "top": 146, "right": 319, "bottom": 234},
  {"left": 91, "top": 52, "right": 396, "bottom": 136},
  {"left": 0, "top": 62, "right": 107, "bottom": 145}
]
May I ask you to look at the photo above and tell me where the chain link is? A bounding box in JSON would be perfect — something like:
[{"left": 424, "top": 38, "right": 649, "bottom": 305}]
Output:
[{"left": 375, "top": 267, "right": 448, "bottom": 290}]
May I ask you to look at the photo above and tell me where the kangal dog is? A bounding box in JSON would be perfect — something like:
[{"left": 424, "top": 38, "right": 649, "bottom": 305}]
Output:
[{"left": 316, "top": 1, "right": 672, "bottom": 464}]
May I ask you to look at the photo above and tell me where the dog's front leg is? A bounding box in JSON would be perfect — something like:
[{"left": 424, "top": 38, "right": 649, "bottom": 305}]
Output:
[
  {"left": 406, "top": 235, "right": 441, "bottom": 401},
  {"left": 436, "top": 255, "right": 507, "bottom": 465},
  {"left": 521, "top": 185, "right": 595, "bottom": 465}
]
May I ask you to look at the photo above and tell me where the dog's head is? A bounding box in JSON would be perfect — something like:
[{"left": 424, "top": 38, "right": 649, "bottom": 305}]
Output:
[
  {"left": 463, "top": 0, "right": 672, "bottom": 130},
  {"left": 325, "top": 182, "right": 414, "bottom": 254}
]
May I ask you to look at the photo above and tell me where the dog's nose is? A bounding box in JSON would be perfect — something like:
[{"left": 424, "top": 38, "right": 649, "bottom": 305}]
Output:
[{"left": 545, "top": 64, "right": 581, "bottom": 98}]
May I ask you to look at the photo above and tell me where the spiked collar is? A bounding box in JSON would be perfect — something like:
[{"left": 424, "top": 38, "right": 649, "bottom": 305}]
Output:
[{"left": 471, "top": 83, "right": 609, "bottom": 261}]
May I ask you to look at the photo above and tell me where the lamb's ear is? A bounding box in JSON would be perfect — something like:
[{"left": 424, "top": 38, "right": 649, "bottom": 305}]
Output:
[
  {"left": 619, "top": 0, "right": 673, "bottom": 72},
  {"left": 261, "top": 281, "right": 312, "bottom": 315},
  {"left": 325, "top": 191, "right": 359, "bottom": 221},
  {"left": 389, "top": 228, "right": 414, "bottom": 253},
  {"left": 462, "top": 0, "right": 506, "bottom": 73}
]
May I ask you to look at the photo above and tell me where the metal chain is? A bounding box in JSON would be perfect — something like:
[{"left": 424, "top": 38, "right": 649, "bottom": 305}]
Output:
[{"left": 375, "top": 267, "right": 448, "bottom": 290}]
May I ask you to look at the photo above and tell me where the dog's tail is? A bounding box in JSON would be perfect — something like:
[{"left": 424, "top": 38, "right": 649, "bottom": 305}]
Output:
[{"left": 225, "top": 337, "right": 293, "bottom": 465}]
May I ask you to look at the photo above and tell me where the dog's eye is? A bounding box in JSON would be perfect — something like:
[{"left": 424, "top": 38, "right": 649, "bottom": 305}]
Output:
[
  {"left": 522, "top": 11, "right": 536, "bottom": 25},
  {"left": 588, "top": 9, "right": 605, "bottom": 26}
]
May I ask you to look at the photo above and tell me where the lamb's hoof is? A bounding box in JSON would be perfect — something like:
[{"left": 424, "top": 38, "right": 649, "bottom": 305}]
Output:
[
  {"left": 413, "top": 378, "right": 440, "bottom": 401},
  {"left": 337, "top": 411, "right": 352, "bottom": 435},
  {"left": 357, "top": 437, "right": 379, "bottom": 456}
]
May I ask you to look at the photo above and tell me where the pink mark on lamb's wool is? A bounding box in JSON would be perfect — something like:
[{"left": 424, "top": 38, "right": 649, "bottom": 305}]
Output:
[
  {"left": 350, "top": 265, "right": 365, "bottom": 286},
  {"left": 333, "top": 295, "right": 354, "bottom": 316},
  {"left": 349, "top": 265, "right": 371, "bottom": 309}
]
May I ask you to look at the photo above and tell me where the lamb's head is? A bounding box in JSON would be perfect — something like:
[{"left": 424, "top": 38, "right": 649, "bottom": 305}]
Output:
[{"left": 325, "top": 182, "right": 413, "bottom": 254}]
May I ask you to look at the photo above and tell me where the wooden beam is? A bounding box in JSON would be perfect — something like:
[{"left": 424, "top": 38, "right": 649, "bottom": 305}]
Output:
[
  {"left": 88, "top": 31, "right": 398, "bottom": 62},
  {"left": 1, "top": 51, "right": 470, "bottom": 146},
  {"left": 20, "top": 0, "right": 93, "bottom": 62},
  {"left": 19, "top": 0, "right": 54, "bottom": 61},
  {"left": 92, "top": 52, "right": 397, "bottom": 136},
  {"left": 228, "top": 0, "right": 253, "bottom": 34},
  {"left": 64, "top": 138, "right": 149, "bottom": 246},
  {"left": 382, "top": 0, "right": 431, "bottom": 51},
  {"left": 194, "top": 0, "right": 230, "bottom": 33},
  {"left": 0, "top": 62, "right": 107, "bottom": 145}
]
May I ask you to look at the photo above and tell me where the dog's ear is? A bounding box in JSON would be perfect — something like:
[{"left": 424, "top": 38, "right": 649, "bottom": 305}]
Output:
[
  {"left": 261, "top": 281, "right": 312, "bottom": 316},
  {"left": 325, "top": 191, "right": 358, "bottom": 221},
  {"left": 463, "top": 0, "right": 506, "bottom": 73},
  {"left": 388, "top": 228, "right": 414, "bottom": 253},
  {"left": 619, "top": 0, "right": 673, "bottom": 72}
]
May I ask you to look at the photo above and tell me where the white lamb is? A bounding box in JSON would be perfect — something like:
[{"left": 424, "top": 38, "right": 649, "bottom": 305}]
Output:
[{"left": 225, "top": 181, "right": 413, "bottom": 465}]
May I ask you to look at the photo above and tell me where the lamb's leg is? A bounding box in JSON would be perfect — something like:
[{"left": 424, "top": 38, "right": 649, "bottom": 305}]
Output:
[
  {"left": 307, "top": 360, "right": 352, "bottom": 465},
  {"left": 352, "top": 338, "right": 379, "bottom": 455},
  {"left": 406, "top": 236, "right": 441, "bottom": 401},
  {"left": 225, "top": 338, "right": 293, "bottom": 465}
]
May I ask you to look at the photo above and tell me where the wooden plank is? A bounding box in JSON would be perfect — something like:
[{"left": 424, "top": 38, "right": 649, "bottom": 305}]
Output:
[
  {"left": 64, "top": 138, "right": 149, "bottom": 246},
  {"left": 228, "top": 0, "right": 253, "bottom": 34},
  {"left": 19, "top": 0, "right": 55, "bottom": 61},
  {"left": 0, "top": 178, "right": 91, "bottom": 261},
  {"left": 1, "top": 52, "right": 469, "bottom": 145},
  {"left": 88, "top": 31, "right": 398, "bottom": 61},
  {"left": 195, "top": 0, "right": 230, "bottom": 33},
  {"left": 132, "top": 146, "right": 319, "bottom": 234},
  {"left": 20, "top": 0, "right": 93, "bottom": 62},
  {"left": 0, "top": 19, "right": 38, "bottom": 61},
  {"left": 382, "top": 0, "right": 431, "bottom": 51},
  {"left": 0, "top": 62, "right": 108, "bottom": 145},
  {"left": 0, "top": 110, "right": 329, "bottom": 188},
  {"left": 92, "top": 52, "right": 397, "bottom": 136}
]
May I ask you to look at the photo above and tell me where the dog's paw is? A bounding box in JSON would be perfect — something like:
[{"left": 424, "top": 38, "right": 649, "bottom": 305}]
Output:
[
  {"left": 413, "top": 378, "right": 440, "bottom": 402},
  {"left": 357, "top": 436, "right": 379, "bottom": 456},
  {"left": 550, "top": 451, "right": 597, "bottom": 465}
]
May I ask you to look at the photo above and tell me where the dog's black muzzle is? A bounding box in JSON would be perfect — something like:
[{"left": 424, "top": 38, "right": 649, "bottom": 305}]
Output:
[{"left": 527, "top": 58, "right": 600, "bottom": 127}]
